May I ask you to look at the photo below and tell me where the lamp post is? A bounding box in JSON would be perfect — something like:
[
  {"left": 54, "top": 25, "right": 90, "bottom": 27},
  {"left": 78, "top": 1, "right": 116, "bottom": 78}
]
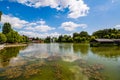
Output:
[
  {"left": 0, "top": 11, "right": 2, "bottom": 21},
  {"left": 0, "top": 11, "right": 2, "bottom": 29}
]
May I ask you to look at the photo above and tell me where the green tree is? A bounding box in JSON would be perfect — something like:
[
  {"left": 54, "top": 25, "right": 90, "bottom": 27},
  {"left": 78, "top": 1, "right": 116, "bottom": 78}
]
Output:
[
  {"left": 2, "top": 23, "right": 12, "bottom": 34},
  {"left": 67, "top": 36, "right": 73, "bottom": 42},
  {"left": 116, "top": 34, "right": 120, "bottom": 39},
  {"left": 44, "top": 37, "right": 51, "bottom": 43},
  {"left": 22, "top": 35, "right": 29, "bottom": 42},
  {"left": 57, "top": 35, "right": 63, "bottom": 42},
  {"left": 6, "top": 31, "right": 21, "bottom": 43},
  {"left": 73, "top": 33, "right": 79, "bottom": 39},
  {"left": 103, "top": 35, "right": 110, "bottom": 39},
  {"left": 79, "top": 31, "right": 89, "bottom": 37},
  {"left": 92, "top": 28, "right": 120, "bottom": 39},
  {"left": 0, "top": 33, "right": 7, "bottom": 43},
  {"left": 74, "top": 36, "right": 81, "bottom": 43}
]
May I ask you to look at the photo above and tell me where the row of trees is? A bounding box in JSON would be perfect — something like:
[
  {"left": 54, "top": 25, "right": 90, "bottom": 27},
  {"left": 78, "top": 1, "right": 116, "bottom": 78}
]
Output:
[
  {"left": 0, "top": 23, "right": 29, "bottom": 43},
  {"left": 1, "top": 23, "right": 120, "bottom": 44},
  {"left": 56, "top": 31, "right": 90, "bottom": 43},
  {"left": 44, "top": 28, "right": 120, "bottom": 43},
  {"left": 92, "top": 28, "right": 120, "bottom": 39},
  {"left": 0, "top": 11, "right": 29, "bottom": 44},
  {"left": 44, "top": 31, "right": 90, "bottom": 43}
]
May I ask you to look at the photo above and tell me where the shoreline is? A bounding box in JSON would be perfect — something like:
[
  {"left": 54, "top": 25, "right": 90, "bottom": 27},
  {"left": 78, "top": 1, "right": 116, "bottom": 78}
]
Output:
[{"left": 0, "top": 43, "right": 28, "bottom": 50}]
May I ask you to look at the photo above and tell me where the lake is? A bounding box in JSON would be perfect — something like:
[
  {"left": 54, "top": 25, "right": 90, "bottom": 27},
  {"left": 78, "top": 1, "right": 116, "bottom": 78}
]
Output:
[{"left": 0, "top": 43, "right": 120, "bottom": 80}]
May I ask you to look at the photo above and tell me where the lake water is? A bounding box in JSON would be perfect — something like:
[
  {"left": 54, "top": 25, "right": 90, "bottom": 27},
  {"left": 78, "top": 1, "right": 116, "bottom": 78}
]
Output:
[{"left": 0, "top": 43, "right": 120, "bottom": 80}]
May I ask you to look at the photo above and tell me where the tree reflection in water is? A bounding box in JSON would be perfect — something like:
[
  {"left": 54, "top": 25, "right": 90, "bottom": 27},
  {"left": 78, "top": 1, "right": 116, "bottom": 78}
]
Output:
[
  {"left": 91, "top": 46, "right": 120, "bottom": 58},
  {"left": 73, "top": 43, "right": 89, "bottom": 55},
  {"left": 0, "top": 46, "right": 26, "bottom": 67},
  {"left": 0, "top": 55, "right": 105, "bottom": 80}
]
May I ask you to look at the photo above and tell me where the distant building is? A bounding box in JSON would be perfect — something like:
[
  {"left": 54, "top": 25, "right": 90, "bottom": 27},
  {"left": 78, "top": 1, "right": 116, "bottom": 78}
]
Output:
[
  {"left": 28, "top": 38, "right": 44, "bottom": 43},
  {"left": 90, "top": 39, "right": 120, "bottom": 47}
]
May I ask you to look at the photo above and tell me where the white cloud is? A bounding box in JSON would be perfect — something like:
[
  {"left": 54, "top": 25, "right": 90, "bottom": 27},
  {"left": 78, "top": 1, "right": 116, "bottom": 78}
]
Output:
[
  {"left": 35, "top": 25, "right": 55, "bottom": 32},
  {"left": 19, "top": 31, "right": 60, "bottom": 38},
  {"left": 10, "top": 0, "right": 90, "bottom": 19},
  {"left": 68, "top": 0, "right": 89, "bottom": 18},
  {"left": 25, "top": 20, "right": 55, "bottom": 32},
  {"left": 1, "top": 14, "right": 55, "bottom": 32},
  {"left": 61, "top": 21, "right": 87, "bottom": 31},
  {"left": 1, "top": 14, "right": 28, "bottom": 29},
  {"left": 7, "top": 6, "right": 10, "bottom": 10},
  {"left": 114, "top": 24, "right": 120, "bottom": 29}
]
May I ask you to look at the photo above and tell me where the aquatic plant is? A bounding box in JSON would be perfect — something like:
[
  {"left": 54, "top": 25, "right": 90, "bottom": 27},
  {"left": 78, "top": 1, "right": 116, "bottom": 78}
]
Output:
[{"left": 82, "top": 64, "right": 105, "bottom": 80}]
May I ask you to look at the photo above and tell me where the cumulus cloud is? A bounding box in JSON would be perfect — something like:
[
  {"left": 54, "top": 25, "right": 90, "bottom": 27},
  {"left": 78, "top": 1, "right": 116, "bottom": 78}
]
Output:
[
  {"left": 114, "top": 24, "right": 120, "bottom": 29},
  {"left": 10, "top": 0, "right": 90, "bottom": 19},
  {"left": 61, "top": 21, "right": 87, "bottom": 31},
  {"left": 25, "top": 20, "right": 55, "bottom": 32},
  {"left": 1, "top": 14, "right": 58, "bottom": 38},
  {"left": 19, "top": 31, "right": 60, "bottom": 38},
  {"left": 1, "top": 14, "right": 28, "bottom": 29},
  {"left": 1, "top": 14, "right": 55, "bottom": 32}
]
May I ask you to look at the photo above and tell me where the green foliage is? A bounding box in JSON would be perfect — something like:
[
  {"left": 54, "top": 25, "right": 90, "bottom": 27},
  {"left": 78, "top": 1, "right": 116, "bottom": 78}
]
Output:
[
  {"left": 57, "top": 35, "right": 63, "bottom": 42},
  {"left": 79, "top": 31, "right": 89, "bottom": 37},
  {"left": 92, "top": 28, "right": 120, "bottom": 39},
  {"left": 73, "top": 32, "right": 79, "bottom": 39},
  {"left": 2, "top": 23, "right": 12, "bottom": 34},
  {"left": 6, "top": 31, "right": 21, "bottom": 43},
  {"left": 0, "top": 46, "right": 26, "bottom": 67},
  {"left": 48, "top": 31, "right": 90, "bottom": 43},
  {"left": 0, "top": 33, "right": 7, "bottom": 43},
  {"left": 21, "top": 35, "right": 29, "bottom": 42},
  {"left": 44, "top": 37, "right": 51, "bottom": 43},
  {"left": 56, "top": 35, "right": 73, "bottom": 43},
  {"left": 73, "top": 31, "right": 89, "bottom": 43},
  {"left": 1, "top": 22, "right": 29, "bottom": 43}
]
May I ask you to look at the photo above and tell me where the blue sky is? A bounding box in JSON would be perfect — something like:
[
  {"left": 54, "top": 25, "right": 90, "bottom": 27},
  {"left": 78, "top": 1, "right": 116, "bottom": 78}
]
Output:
[{"left": 0, "top": 0, "right": 120, "bottom": 38}]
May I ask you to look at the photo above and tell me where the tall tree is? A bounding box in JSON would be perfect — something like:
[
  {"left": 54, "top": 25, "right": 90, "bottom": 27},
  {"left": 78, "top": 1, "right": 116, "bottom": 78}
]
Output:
[
  {"left": 6, "top": 31, "right": 21, "bottom": 43},
  {"left": 0, "top": 33, "right": 7, "bottom": 43},
  {"left": 92, "top": 28, "right": 120, "bottom": 39},
  {"left": 79, "top": 31, "right": 89, "bottom": 37},
  {"left": 2, "top": 23, "right": 12, "bottom": 34},
  {"left": 0, "top": 11, "right": 2, "bottom": 21}
]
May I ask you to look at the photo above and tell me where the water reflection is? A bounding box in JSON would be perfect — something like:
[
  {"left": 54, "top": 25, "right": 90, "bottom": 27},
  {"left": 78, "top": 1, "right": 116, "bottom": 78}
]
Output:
[
  {"left": 0, "top": 55, "right": 105, "bottom": 80},
  {"left": 91, "top": 47, "right": 120, "bottom": 58},
  {"left": 0, "top": 46, "right": 26, "bottom": 67},
  {"left": 73, "top": 43, "right": 89, "bottom": 55},
  {"left": 0, "top": 43, "right": 120, "bottom": 80}
]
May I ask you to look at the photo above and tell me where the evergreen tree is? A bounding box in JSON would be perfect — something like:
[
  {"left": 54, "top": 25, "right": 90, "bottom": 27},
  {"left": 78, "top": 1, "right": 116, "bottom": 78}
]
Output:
[{"left": 2, "top": 23, "right": 12, "bottom": 34}]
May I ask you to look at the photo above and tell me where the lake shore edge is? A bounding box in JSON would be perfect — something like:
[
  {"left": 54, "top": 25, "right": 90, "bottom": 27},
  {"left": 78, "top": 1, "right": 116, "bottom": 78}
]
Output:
[{"left": 0, "top": 43, "right": 28, "bottom": 50}]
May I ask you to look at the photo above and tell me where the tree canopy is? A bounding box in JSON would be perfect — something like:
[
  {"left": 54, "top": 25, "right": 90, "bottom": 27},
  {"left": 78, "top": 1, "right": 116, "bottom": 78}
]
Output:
[
  {"left": 0, "top": 33, "right": 7, "bottom": 43},
  {"left": 0, "top": 22, "right": 29, "bottom": 43},
  {"left": 6, "top": 31, "right": 21, "bottom": 43},
  {"left": 92, "top": 28, "right": 120, "bottom": 39},
  {"left": 2, "top": 23, "right": 12, "bottom": 34}
]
